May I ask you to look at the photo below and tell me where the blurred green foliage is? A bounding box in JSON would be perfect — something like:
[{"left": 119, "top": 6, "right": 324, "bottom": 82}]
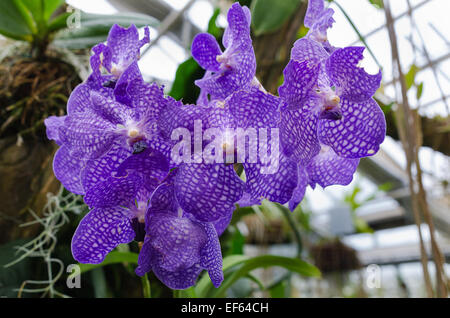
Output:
[
  {"left": 250, "top": 0, "right": 302, "bottom": 36},
  {"left": 344, "top": 182, "right": 392, "bottom": 233}
]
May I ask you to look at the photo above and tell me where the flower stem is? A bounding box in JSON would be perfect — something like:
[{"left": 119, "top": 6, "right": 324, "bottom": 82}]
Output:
[
  {"left": 278, "top": 204, "right": 303, "bottom": 257},
  {"left": 141, "top": 273, "right": 151, "bottom": 298}
]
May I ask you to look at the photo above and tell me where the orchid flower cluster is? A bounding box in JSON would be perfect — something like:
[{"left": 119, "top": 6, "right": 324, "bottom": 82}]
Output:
[{"left": 44, "top": 0, "right": 385, "bottom": 290}]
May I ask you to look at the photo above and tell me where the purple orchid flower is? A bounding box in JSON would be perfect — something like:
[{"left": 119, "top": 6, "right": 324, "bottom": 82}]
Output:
[
  {"left": 158, "top": 87, "right": 303, "bottom": 214},
  {"left": 279, "top": 42, "right": 385, "bottom": 164},
  {"left": 191, "top": 3, "right": 256, "bottom": 102},
  {"left": 71, "top": 148, "right": 169, "bottom": 264},
  {"left": 88, "top": 24, "right": 150, "bottom": 100},
  {"left": 305, "top": 144, "right": 360, "bottom": 189},
  {"left": 135, "top": 175, "right": 224, "bottom": 289},
  {"left": 46, "top": 79, "right": 171, "bottom": 163},
  {"left": 304, "top": 0, "right": 336, "bottom": 52},
  {"left": 45, "top": 26, "right": 172, "bottom": 194}
]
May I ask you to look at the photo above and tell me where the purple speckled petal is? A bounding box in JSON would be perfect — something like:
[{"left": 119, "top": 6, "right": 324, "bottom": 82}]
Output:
[
  {"left": 223, "top": 5, "right": 251, "bottom": 48},
  {"left": 318, "top": 97, "right": 386, "bottom": 158},
  {"left": 326, "top": 47, "right": 382, "bottom": 102},
  {"left": 71, "top": 207, "right": 134, "bottom": 264},
  {"left": 213, "top": 213, "right": 232, "bottom": 236},
  {"left": 243, "top": 154, "right": 298, "bottom": 205},
  {"left": 288, "top": 165, "right": 308, "bottom": 211},
  {"left": 90, "top": 90, "right": 132, "bottom": 124},
  {"left": 135, "top": 236, "right": 153, "bottom": 276},
  {"left": 147, "top": 177, "right": 179, "bottom": 214},
  {"left": 128, "top": 80, "right": 167, "bottom": 122},
  {"left": 222, "top": 3, "right": 252, "bottom": 50},
  {"left": 278, "top": 59, "right": 320, "bottom": 109},
  {"left": 67, "top": 83, "right": 114, "bottom": 114},
  {"left": 84, "top": 171, "right": 143, "bottom": 208},
  {"left": 193, "top": 4, "right": 255, "bottom": 101},
  {"left": 145, "top": 136, "right": 176, "bottom": 167},
  {"left": 86, "top": 44, "right": 105, "bottom": 89},
  {"left": 81, "top": 141, "right": 131, "bottom": 190},
  {"left": 147, "top": 214, "right": 206, "bottom": 272},
  {"left": 304, "top": 0, "right": 325, "bottom": 28},
  {"left": 158, "top": 102, "right": 206, "bottom": 140},
  {"left": 196, "top": 86, "right": 210, "bottom": 107},
  {"left": 200, "top": 223, "right": 223, "bottom": 288},
  {"left": 206, "top": 106, "right": 236, "bottom": 129},
  {"left": 175, "top": 163, "right": 244, "bottom": 222},
  {"left": 103, "top": 24, "right": 147, "bottom": 73},
  {"left": 113, "top": 61, "right": 143, "bottom": 105},
  {"left": 67, "top": 84, "right": 91, "bottom": 114},
  {"left": 306, "top": 145, "right": 359, "bottom": 188},
  {"left": 152, "top": 260, "right": 203, "bottom": 290},
  {"left": 280, "top": 99, "right": 321, "bottom": 164},
  {"left": 291, "top": 38, "right": 329, "bottom": 64},
  {"left": 116, "top": 148, "right": 169, "bottom": 193},
  {"left": 53, "top": 146, "right": 86, "bottom": 195},
  {"left": 222, "top": 4, "right": 252, "bottom": 48},
  {"left": 44, "top": 115, "right": 66, "bottom": 146},
  {"left": 192, "top": 33, "right": 222, "bottom": 72},
  {"left": 236, "top": 192, "right": 260, "bottom": 207},
  {"left": 62, "top": 111, "right": 116, "bottom": 159},
  {"left": 310, "top": 8, "right": 335, "bottom": 36},
  {"left": 227, "top": 88, "right": 280, "bottom": 129},
  {"left": 195, "top": 51, "right": 256, "bottom": 100}
]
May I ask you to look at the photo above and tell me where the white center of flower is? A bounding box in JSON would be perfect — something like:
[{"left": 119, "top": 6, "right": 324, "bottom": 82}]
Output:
[
  {"left": 216, "top": 52, "right": 233, "bottom": 70},
  {"left": 222, "top": 130, "right": 236, "bottom": 154},
  {"left": 328, "top": 95, "right": 340, "bottom": 106},
  {"left": 321, "top": 89, "right": 340, "bottom": 107},
  {"left": 132, "top": 201, "right": 148, "bottom": 223},
  {"left": 313, "top": 31, "right": 328, "bottom": 43},
  {"left": 127, "top": 126, "right": 140, "bottom": 138},
  {"left": 216, "top": 101, "right": 225, "bottom": 108},
  {"left": 110, "top": 64, "right": 125, "bottom": 77},
  {"left": 216, "top": 54, "right": 226, "bottom": 63}
]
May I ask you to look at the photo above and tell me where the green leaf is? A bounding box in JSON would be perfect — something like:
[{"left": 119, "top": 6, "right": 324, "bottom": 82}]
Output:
[
  {"left": 195, "top": 254, "right": 250, "bottom": 297},
  {"left": 176, "top": 286, "right": 197, "bottom": 298},
  {"left": 47, "top": 12, "right": 71, "bottom": 33},
  {"left": 368, "top": 0, "right": 384, "bottom": 9},
  {"left": 168, "top": 57, "right": 204, "bottom": 103},
  {"left": 353, "top": 216, "right": 374, "bottom": 234},
  {"left": 416, "top": 82, "right": 424, "bottom": 100},
  {"left": 230, "top": 226, "right": 245, "bottom": 255},
  {"left": 244, "top": 273, "right": 265, "bottom": 291},
  {"left": 269, "top": 280, "right": 286, "bottom": 298},
  {"left": 53, "top": 12, "right": 159, "bottom": 49},
  {"left": 43, "top": 0, "right": 65, "bottom": 21},
  {"left": 207, "top": 8, "right": 223, "bottom": 39},
  {"left": 21, "top": 0, "right": 44, "bottom": 32},
  {"left": 405, "top": 64, "right": 419, "bottom": 90},
  {"left": 210, "top": 255, "right": 320, "bottom": 297},
  {"left": 0, "top": 0, "right": 66, "bottom": 44},
  {"left": 0, "top": 0, "right": 35, "bottom": 41},
  {"left": 379, "top": 101, "right": 394, "bottom": 115},
  {"left": 68, "top": 251, "right": 138, "bottom": 279},
  {"left": 378, "top": 182, "right": 393, "bottom": 192},
  {"left": 91, "top": 268, "right": 108, "bottom": 298},
  {"left": 251, "top": 0, "right": 301, "bottom": 36}
]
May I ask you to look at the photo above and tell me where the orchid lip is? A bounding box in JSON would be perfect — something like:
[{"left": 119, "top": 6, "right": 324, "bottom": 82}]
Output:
[{"left": 319, "top": 106, "right": 342, "bottom": 120}]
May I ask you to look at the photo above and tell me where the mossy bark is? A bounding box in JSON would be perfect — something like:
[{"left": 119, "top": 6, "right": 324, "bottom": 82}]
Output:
[{"left": 0, "top": 133, "right": 60, "bottom": 243}]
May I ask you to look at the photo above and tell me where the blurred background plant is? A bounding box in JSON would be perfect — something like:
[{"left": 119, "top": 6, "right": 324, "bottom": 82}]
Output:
[{"left": 1, "top": 0, "right": 449, "bottom": 298}]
